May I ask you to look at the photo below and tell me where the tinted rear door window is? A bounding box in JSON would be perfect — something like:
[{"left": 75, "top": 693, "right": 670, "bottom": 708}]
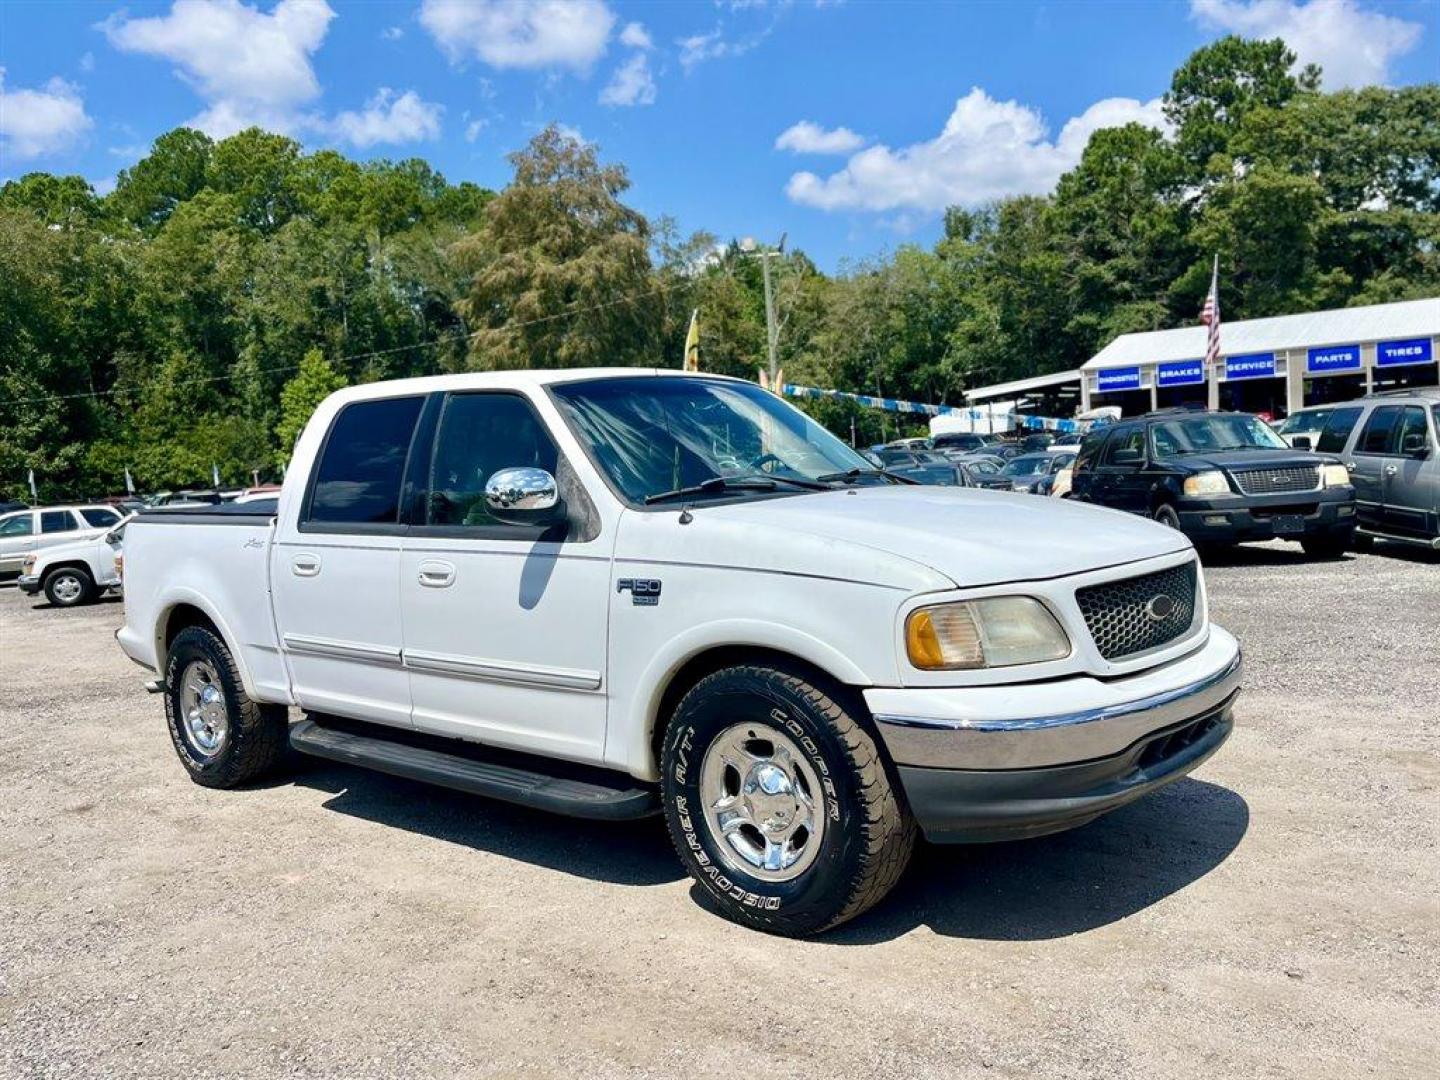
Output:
[
  {"left": 1395, "top": 406, "right": 1431, "bottom": 455},
  {"left": 307, "top": 397, "right": 424, "bottom": 524},
  {"left": 40, "top": 510, "right": 78, "bottom": 534},
  {"left": 1358, "top": 406, "right": 1402, "bottom": 455},
  {"left": 1101, "top": 425, "right": 1144, "bottom": 466},
  {"left": 1316, "top": 406, "right": 1363, "bottom": 453},
  {"left": 80, "top": 508, "right": 121, "bottom": 527}
]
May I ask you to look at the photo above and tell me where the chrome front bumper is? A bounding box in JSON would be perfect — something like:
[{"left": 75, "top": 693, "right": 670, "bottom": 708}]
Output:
[{"left": 865, "top": 626, "right": 1242, "bottom": 771}]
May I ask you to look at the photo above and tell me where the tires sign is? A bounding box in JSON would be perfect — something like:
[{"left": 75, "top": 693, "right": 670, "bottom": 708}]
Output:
[{"left": 1376, "top": 338, "right": 1433, "bottom": 368}]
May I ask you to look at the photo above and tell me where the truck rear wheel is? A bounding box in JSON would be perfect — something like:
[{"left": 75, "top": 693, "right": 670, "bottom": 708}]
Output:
[
  {"left": 44, "top": 566, "right": 94, "bottom": 607},
  {"left": 660, "top": 664, "right": 915, "bottom": 936},
  {"left": 164, "top": 625, "right": 288, "bottom": 788}
]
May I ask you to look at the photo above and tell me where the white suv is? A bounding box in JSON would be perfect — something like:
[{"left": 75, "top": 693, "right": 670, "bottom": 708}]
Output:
[{"left": 0, "top": 505, "right": 125, "bottom": 575}]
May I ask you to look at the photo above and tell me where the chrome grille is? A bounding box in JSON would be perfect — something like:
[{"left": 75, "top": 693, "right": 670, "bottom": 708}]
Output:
[
  {"left": 1076, "top": 562, "right": 1198, "bottom": 661},
  {"left": 1232, "top": 465, "right": 1319, "bottom": 496}
]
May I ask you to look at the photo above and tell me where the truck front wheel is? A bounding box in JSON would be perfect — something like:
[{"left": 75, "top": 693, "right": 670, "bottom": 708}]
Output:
[
  {"left": 43, "top": 566, "right": 94, "bottom": 607},
  {"left": 660, "top": 664, "right": 915, "bottom": 935},
  {"left": 164, "top": 626, "right": 288, "bottom": 788}
]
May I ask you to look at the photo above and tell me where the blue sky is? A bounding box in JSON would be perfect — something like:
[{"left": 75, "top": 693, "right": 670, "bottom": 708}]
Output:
[{"left": 1, "top": 0, "right": 1436, "bottom": 269}]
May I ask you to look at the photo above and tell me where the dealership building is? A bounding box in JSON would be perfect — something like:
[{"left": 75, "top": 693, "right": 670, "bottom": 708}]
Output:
[{"left": 1077, "top": 297, "right": 1439, "bottom": 418}]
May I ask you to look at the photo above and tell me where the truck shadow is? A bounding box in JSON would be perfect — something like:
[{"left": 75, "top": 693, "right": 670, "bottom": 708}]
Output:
[
  {"left": 290, "top": 758, "right": 685, "bottom": 888},
  {"left": 1199, "top": 543, "right": 1341, "bottom": 567},
  {"left": 826, "top": 777, "right": 1249, "bottom": 944},
  {"left": 292, "top": 753, "right": 1246, "bottom": 940}
]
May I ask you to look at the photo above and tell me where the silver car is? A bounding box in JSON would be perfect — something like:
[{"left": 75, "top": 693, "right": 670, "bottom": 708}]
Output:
[
  {"left": 1299, "top": 389, "right": 1440, "bottom": 550},
  {"left": 0, "top": 505, "right": 126, "bottom": 573}
]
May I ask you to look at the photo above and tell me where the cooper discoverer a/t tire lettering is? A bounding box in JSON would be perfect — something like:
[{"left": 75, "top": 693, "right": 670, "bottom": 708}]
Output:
[{"left": 659, "top": 663, "right": 916, "bottom": 936}]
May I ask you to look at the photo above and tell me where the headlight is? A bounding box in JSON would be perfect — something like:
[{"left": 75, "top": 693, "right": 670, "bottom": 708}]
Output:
[
  {"left": 1320, "top": 463, "right": 1351, "bottom": 488},
  {"left": 1182, "top": 470, "right": 1230, "bottom": 497},
  {"left": 906, "top": 597, "right": 1070, "bottom": 670}
]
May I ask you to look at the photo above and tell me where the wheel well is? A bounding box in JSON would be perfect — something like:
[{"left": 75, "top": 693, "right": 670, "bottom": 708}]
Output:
[
  {"left": 648, "top": 645, "right": 868, "bottom": 772},
  {"left": 41, "top": 560, "right": 92, "bottom": 581},
  {"left": 162, "top": 603, "right": 221, "bottom": 652}
]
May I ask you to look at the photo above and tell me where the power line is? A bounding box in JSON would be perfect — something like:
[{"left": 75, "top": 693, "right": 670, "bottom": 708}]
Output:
[{"left": 0, "top": 282, "right": 674, "bottom": 408}]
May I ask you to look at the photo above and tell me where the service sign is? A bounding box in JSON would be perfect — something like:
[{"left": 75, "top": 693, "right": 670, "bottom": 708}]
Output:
[
  {"left": 1157, "top": 359, "right": 1205, "bottom": 387},
  {"left": 1225, "top": 352, "right": 1276, "bottom": 380},
  {"left": 1307, "top": 343, "right": 1361, "bottom": 374},
  {"left": 1376, "top": 338, "right": 1433, "bottom": 368},
  {"left": 1097, "top": 366, "right": 1142, "bottom": 392}
]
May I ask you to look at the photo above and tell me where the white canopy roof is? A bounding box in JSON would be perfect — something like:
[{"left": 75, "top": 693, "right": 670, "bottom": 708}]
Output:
[
  {"left": 1082, "top": 297, "right": 1440, "bottom": 371},
  {"left": 964, "top": 369, "right": 1082, "bottom": 401}
]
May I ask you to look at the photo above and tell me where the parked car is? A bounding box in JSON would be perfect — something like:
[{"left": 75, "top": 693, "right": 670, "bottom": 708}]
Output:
[
  {"left": 931, "top": 431, "right": 996, "bottom": 453},
  {"left": 952, "top": 456, "right": 1011, "bottom": 489},
  {"left": 886, "top": 437, "right": 933, "bottom": 451},
  {"left": 1320, "top": 389, "right": 1439, "bottom": 551},
  {"left": 1020, "top": 432, "right": 1055, "bottom": 452},
  {"left": 1000, "top": 452, "right": 1076, "bottom": 495},
  {"left": 985, "top": 442, "right": 1027, "bottom": 462},
  {"left": 1048, "top": 431, "right": 1084, "bottom": 449},
  {"left": 1275, "top": 406, "right": 1336, "bottom": 449},
  {"left": 1069, "top": 408, "right": 1356, "bottom": 558},
  {"left": 148, "top": 489, "right": 224, "bottom": 507},
  {"left": 0, "top": 499, "right": 28, "bottom": 516},
  {"left": 0, "top": 504, "right": 126, "bottom": 574},
  {"left": 18, "top": 515, "right": 130, "bottom": 606},
  {"left": 875, "top": 447, "right": 962, "bottom": 485},
  {"left": 233, "top": 485, "right": 283, "bottom": 504},
  {"left": 118, "top": 369, "right": 1239, "bottom": 936}
]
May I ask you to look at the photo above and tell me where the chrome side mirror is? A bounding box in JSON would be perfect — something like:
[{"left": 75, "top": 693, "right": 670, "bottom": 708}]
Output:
[{"left": 484, "top": 467, "right": 562, "bottom": 525}]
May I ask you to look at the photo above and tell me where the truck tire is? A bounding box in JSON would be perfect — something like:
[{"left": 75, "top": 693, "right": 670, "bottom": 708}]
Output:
[
  {"left": 1301, "top": 533, "right": 1351, "bottom": 560},
  {"left": 43, "top": 566, "right": 94, "bottom": 607},
  {"left": 1152, "top": 503, "right": 1182, "bottom": 530},
  {"left": 660, "top": 664, "right": 915, "bottom": 936},
  {"left": 163, "top": 625, "right": 288, "bottom": 788}
]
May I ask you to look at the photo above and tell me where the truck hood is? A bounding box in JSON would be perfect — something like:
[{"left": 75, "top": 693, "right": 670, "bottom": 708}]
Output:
[
  {"left": 1172, "top": 448, "right": 1335, "bottom": 472},
  {"left": 704, "top": 486, "right": 1191, "bottom": 589}
]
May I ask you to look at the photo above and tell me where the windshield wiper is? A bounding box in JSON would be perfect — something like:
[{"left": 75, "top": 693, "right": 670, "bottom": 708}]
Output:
[
  {"left": 816, "top": 467, "right": 919, "bottom": 486},
  {"left": 643, "top": 473, "right": 830, "bottom": 506}
]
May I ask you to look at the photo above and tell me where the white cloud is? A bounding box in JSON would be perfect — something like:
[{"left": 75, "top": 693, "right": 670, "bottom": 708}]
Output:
[
  {"left": 79, "top": 52, "right": 96, "bottom": 73},
  {"left": 619, "top": 21, "right": 652, "bottom": 49},
  {"left": 785, "top": 87, "right": 1167, "bottom": 213},
  {"left": 0, "top": 69, "right": 94, "bottom": 159},
  {"left": 775, "top": 120, "right": 865, "bottom": 155},
  {"left": 419, "top": 0, "right": 614, "bottom": 71},
  {"left": 677, "top": 29, "right": 745, "bottom": 70},
  {"left": 381, "top": 26, "right": 404, "bottom": 41},
  {"left": 465, "top": 117, "right": 487, "bottom": 142},
  {"left": 327, "top": 88, "right": 443, "bottom": 147},
  {"left": 100, "top": 0, "right": 335, "bottom": 136},
  {"left": 1189, "top": 0, "right": 1423, "bottom": 88},
  {"left": 599, "top": 52, "right": 656, "bottom": 107}
]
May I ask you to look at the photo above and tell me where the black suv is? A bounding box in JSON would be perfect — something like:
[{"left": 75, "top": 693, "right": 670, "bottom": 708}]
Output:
[{"left": 1070, "top": 409, "right": 1357, "bottom": 557}]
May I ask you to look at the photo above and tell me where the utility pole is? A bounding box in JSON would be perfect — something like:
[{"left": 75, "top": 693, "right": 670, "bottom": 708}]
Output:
[{"left": 740, "top": 234, "right": 786, "bottom": 386}]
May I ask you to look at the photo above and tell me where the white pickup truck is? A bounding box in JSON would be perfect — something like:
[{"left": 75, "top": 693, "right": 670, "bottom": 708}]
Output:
[{"left": 118, "top": 369, "right": 1241, "bottom": 935}]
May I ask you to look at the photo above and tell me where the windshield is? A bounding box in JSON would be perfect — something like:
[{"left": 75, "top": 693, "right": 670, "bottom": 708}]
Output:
[
  {"left": 964, "top": 459, "right": 1000, "bottom": 476},
  {"left": 1001, "top": 455, "right": 1051, "bottom": 477},
  {"left": 1278, "top": 409, "right": 1331, "bottom": 435},
  {"left": 551, "top": 376, "right": 871, "bottom": 504},
  {"left": 1150, "top": 414, "right": 1288, "bottom": 457}
]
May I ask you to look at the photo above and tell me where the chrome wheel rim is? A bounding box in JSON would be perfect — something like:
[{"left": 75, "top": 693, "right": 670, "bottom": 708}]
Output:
[
  {"left": 699, "top": 723, "right": 826, "bottom": 883},
  {"left": 51, "top": 574, "right": 83, "bottom": 603},
  {"left": 179, "top": 660, "right": 228, "bottom": 757}
]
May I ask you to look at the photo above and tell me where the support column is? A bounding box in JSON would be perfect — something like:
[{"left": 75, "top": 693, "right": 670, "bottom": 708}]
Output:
[
  {"left": 1286, "top": 355, "right": 1304, "bottom": 414},
  {"left": 1207, "top": 364, "right": 1221, "bottom": 411},
  {"left": 1080, "top": 374, "right": 1091, "bottom": 413}
]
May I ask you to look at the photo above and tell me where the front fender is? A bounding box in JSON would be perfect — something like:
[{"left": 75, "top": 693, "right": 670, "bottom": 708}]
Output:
[{"left": 618, "top": 618, "right": 875, "bottom": 782}]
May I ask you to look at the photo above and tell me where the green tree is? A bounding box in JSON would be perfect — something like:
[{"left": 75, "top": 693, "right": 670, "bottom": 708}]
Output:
[
  {"left": 454, "top": 126, "right": 660, "bottom": 370},
  {"left": 276, "top": 348, "right": 348, "bottom": 458}
]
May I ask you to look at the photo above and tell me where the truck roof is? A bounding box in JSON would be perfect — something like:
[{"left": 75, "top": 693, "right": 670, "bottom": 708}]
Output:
[{"left": 327, "top": 367, "right": 743, "bottom": 406}]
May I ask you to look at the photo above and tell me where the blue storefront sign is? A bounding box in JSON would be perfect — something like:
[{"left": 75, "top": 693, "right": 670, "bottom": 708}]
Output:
[
  {"left": 1225, "top": 352, "right": 1276, "bottom": 380},
  {"left": 1307, "top": 343, "right": 1361, "bottom": 374},
  {"left": 1157, "top": 359, "right": 1205, "bottom": 387},
  {"left": 1376, "top": 338, "right": 1433, "bottom": 368},
  {"left": 1097, "top": 366, "right": 1142, "bottom": 392}
]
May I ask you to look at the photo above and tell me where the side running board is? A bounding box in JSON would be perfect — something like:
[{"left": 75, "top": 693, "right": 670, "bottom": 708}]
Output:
[{"left": 290, "top": 719, "right": 660, "bottom": 821}]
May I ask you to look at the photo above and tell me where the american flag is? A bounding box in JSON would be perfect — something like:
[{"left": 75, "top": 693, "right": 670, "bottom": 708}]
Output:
[{"left": 1199, "top": 254, "right": 1220, "bottom": 366}]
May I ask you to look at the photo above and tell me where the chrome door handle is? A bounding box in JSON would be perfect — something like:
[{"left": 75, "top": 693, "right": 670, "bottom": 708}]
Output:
[
  {"left": 418, "top": 559, "right": 456, "bottom": 588},
  {"left": 1384, "top": 465, "right": 1398, "bottom": 476},
  {"left": 291, "top": 554, "right": 321, "bottom": 577}
]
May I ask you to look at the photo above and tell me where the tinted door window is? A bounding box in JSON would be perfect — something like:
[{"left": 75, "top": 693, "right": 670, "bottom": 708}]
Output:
[
  {"left": 80, "top": 507, "right": 121, "bottom": 527},
  {"left": 307, "top": 397, "right": 424, "bottom": 524},
  {"left": 1074, "top": 430, "right": 1106, "bottom": 473},
  {"left": 1101, "top": 426, "right": 1144, "bottom": 466},
  {"left": 1395, "top": 406, "right": 1431, "bottom": 455},
  {"left": 0, "top": 514, "right": 33, "bottom": 537},
  {"left": 1358, "top": 406, "right": 1403, "bottom": 455},
  {"left": 1316, "top": 406, "right": 1363, "bottom": 453},
  {"left": 40, "top": 511, "right": 78, "bottom": 534},
  {"left": 427, "top": 393, "right": 559, "bottom": 527}
]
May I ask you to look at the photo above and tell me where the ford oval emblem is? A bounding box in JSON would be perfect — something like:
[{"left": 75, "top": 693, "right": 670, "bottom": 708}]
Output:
[{"left": 1145, "top": 594, "right": 1177, "bottom": 622}]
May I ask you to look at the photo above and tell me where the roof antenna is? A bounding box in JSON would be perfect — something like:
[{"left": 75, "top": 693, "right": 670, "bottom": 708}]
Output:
[{"left": 678, "top": 505, "right": 694, "bottom": 525}]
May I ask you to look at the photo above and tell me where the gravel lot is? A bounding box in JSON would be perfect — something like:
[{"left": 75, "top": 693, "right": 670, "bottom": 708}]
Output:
[{"left": 2, "top": 541, "right": 1437, "bottom": 1079}]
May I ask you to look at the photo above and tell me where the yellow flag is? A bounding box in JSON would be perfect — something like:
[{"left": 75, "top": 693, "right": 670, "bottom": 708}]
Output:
[{"left": 683, "top": 308, "right": 700, "bottom": 371}]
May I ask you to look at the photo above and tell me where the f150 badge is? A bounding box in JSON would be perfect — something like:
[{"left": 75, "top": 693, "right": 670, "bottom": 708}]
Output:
[{"left": 617, "top": 578, "right": 662, "bottom": 606}]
